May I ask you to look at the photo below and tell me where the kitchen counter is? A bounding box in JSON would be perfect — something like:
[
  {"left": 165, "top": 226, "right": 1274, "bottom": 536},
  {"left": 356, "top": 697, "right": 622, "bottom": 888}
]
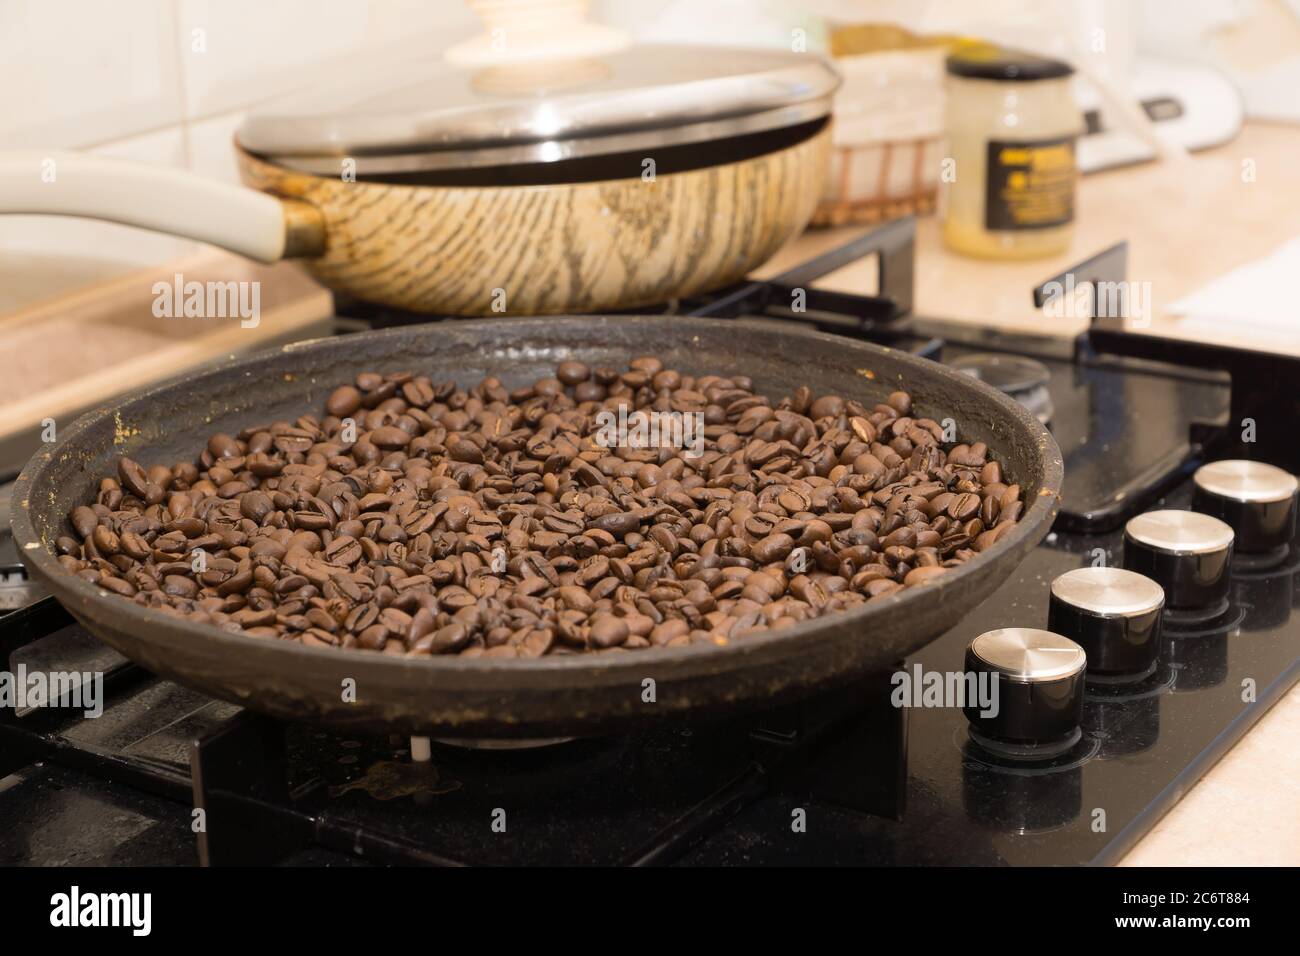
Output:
[
  {"left": 761, "top": 122, "right": 1300, "bottom": 354},
  {"left": 762, "top": 120, "right": 1300, "bottom": 867},
  {"left": 0, "top": 251, "right": 335, "bottom": 475}
]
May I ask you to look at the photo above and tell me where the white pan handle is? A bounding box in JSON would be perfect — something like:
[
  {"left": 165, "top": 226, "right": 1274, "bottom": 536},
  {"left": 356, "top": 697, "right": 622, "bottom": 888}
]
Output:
[{"left": 0, "top": 151, "right": 323, "bottom": 262}]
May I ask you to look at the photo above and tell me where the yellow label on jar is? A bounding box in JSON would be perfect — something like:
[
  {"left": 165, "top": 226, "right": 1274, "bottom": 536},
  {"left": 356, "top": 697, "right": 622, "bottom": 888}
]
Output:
[{"left": 985, "top": 137, "right": 1076, "bottom": 231}]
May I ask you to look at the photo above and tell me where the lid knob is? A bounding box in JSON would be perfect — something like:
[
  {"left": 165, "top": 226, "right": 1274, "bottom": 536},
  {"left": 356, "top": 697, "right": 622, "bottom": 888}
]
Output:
[
  {"left": 963, "top": 628, "right": 1086, "bottom": 759},
  {"left": 446, "top": 0, "right": 629, "bottom": 66},
  {"left": 1123, "top": 510, "right": 1233, "bottom": 613},
  {"left": 1192, "top": 459, "right": 1297, "bottom": 556},
  {"left": 1047, "top": 567, "right": 1164, "bottom": 681}
]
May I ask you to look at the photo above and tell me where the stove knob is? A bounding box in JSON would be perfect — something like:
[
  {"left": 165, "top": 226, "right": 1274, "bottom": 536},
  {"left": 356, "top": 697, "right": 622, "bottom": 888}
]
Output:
[
  {"left": 963, "top": 628, "right": 1086, "bottom": 757},
  {"left": 1124, "top": 510, "right": 1233, "bottom": 610},
  {"left": 1048, "top": 567, "right": 1164, "bottom": 680},
  {"left": 1192, "top": 460, "right": 1298, "bottom": 555}
]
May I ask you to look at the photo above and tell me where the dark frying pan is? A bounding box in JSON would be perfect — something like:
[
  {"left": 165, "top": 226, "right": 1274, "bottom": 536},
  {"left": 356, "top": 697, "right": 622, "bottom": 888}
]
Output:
[{"left": 12, "top": 316, "right": 1062, "bottom": 737}]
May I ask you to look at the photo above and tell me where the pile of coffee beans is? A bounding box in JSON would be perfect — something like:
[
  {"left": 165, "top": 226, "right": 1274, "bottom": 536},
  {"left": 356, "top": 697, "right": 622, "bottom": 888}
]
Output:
[{"left": 55, "top": 358, "right": 1023, "bottom": 657}]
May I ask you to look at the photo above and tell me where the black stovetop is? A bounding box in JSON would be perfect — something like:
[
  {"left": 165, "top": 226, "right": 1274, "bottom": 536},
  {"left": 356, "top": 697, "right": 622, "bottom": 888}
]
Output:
[
  {"left": 2, "top": 222, "right": 1296, "bottom": 866},
  {"left": 2, "top": 470, "right": 1295, "bottom": 866}
]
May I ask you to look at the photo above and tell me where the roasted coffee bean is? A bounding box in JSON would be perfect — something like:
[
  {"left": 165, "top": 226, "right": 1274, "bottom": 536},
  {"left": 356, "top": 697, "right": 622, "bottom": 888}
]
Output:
[
  {"left": 62, "top": 360, "right": 1023, "bottom": 656},
  {"left": 752, "top": 532, "right": 795, "bottom": 564},
  {"left": 324, "top": 536, "right": 363, "bottom": 566},
  {"left": 589, "top": 511, "right": 642, "bottom": 536},
  {"left": 370, "top": 426, "right": 410, "bottom": 449},
  {"left": 809, "top": 395, "right": 844, "bottom": 419},
  {"left": 357, "top": 624, "right": 389, "bottom": 650},
  {"left": 571, "top": 460, "right": 603, "bottom": 487},
  {"left": 240, "top": 491, "right": 273, "bottom": 522},
  {"left": 327, "top": 385, "right": 362, "bottom": 417},
  {"left": 117, "top": 457, "right": 150, "bottom": 499},
  {"left": 997, "top": 500, "right": 1022, "bottom": 525},
  {"left": 207, "top": 434, "right": 240, "bottom": 460},
  {"left": 120, "top": 532, "right": 151, "bottom": 561},
  {"left": 948, "top": 493, "right": 981, "bottom": 521},
  {"left": 903, "top": 565, "right": 947, "bottom": 586},
  {"left": 575, "top": 556, "right": 610, "bottom": 587},
  {"left": 543, "top": 512, "right": 584, "bottom": 535},
  {"left": 91, "top": 525, "right": 120, "bottom": 555},
  {"left": 979, "top": 495, "right": 1000, "bottom": 526},
  {"left": 162, "top": 574, "right": 198, "bottom": 599},
  {"left": 849, "top": 416, "right": 876, "bottom": 444},
  {"left": 556, "top": 361, "right": 590, "bottom": 385},
  {"left": 555, "top": 586, "right": 594, "bottom": 613},
  {"left": 101, "top": 575, "right": 137, "bottom": 597},
  {"left": 888, "top": 390, "right": 912, "bottom": 416},
  {"left": 778, "top": 490, "right": 808, "bottom": 514},
  {"left": 975, "top": 522, "right": 1015, "bottom": 551},
  {"left": 71, "top": 506, "right": 99, "bottom": 540},
  {"left": 447, "top": 436, "right": 484, "bottom": 463},
  {"left": 588, "top": 615, "right": 629, "bottom": 649}
]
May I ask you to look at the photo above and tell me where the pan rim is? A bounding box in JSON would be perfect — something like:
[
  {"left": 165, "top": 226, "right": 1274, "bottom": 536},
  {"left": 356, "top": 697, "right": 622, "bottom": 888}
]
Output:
[
  {"left": 233, "top": 118, "right": 830, "bottom": 192},
  {"left": 12, "top": 315, "right": 1063, "bottom": 680}
]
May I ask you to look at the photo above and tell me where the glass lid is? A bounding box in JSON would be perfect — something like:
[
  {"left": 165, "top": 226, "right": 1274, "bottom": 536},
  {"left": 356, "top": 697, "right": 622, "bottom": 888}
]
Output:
[{"left": 236, "top": 44, "right": 839, "bottom": 175}]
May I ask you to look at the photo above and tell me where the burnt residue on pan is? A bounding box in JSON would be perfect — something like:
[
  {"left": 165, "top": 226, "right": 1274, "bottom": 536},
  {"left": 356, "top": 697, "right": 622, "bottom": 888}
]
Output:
[{"left": 12, "top": 316, "right": 1062, "bottom": 737}]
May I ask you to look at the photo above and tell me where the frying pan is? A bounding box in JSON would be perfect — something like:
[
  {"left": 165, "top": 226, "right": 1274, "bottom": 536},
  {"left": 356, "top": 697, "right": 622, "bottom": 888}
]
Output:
[
  {"left": 12, "top": 316, "right": 1063, "bottom": 737},
  {"left": 0, "top": 125, "right": 827, "bottom": 317}
]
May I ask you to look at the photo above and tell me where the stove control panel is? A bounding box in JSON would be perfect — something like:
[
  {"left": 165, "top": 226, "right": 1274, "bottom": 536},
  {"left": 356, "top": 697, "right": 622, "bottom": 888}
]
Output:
[{"left": 1048, "top": 567, "right": 1164, "bottom": 681}]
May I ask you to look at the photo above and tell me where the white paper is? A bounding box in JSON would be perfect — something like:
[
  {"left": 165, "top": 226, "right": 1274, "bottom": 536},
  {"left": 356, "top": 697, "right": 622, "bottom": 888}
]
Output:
[{"left": 1167, "top": 237, "right": 1300, "bottom": 334}]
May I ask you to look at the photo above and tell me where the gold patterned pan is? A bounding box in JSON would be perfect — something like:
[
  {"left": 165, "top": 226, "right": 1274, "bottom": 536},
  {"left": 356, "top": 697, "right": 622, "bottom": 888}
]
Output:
[{"left": 0, "top": 6, "right": 839, "bottom": 316}]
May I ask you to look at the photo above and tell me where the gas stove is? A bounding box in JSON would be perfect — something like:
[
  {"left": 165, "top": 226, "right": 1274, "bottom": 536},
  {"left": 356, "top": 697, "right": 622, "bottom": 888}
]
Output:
[{"left": 2, "top": 219, "right": 1296, "bottom": 866}]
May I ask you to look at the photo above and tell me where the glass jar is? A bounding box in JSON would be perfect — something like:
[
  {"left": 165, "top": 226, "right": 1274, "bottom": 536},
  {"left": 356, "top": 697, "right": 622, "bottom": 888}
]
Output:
[{"left": 941, "top": 44, "right": 1083, "bottom": 259}]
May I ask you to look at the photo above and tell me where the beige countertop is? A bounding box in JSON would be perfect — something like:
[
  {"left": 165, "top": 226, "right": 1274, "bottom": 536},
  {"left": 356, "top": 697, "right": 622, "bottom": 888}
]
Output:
[
  {"left": 0, "top": 251, "right": 335, "bottom": 473},
  {"left": 1120, "top": 685, "right": 1300, "bottom": 866},
  {"left": 762, "top": 122, "right": 1300, "bottom": 354},
  {"left": 763, "top": 120, "right": 1300, "bottom": 867}
]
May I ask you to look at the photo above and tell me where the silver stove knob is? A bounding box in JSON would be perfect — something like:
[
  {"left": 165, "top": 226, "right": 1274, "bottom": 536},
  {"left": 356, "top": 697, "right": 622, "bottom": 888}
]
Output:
[
  {"left": 1123, "top": 510, "right": 1233, "bottom": 610},
  {"left": 1192, "top": 460, "right": 1297, "bottom": 555},
  {"left": 963, "top": 628, "right": 1086, "bottom": 757},
  {"left": 1048, "top": 567, "right": 1164, "bottom": 680}
]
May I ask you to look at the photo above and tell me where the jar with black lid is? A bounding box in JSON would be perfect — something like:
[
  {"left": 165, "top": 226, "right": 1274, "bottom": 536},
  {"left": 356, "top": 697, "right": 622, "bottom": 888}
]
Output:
[{"left": 941, "top": 43, "right": 1082, "bottom": 259}]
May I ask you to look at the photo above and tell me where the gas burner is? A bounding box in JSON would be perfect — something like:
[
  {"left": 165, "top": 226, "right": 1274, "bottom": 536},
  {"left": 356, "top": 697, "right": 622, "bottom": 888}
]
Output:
[{"left": 951, "top": 353, "right": 1054, "bottom": 425}]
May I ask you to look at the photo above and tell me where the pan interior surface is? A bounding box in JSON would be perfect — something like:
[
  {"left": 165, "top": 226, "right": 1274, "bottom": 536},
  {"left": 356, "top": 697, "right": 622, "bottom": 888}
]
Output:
[{"left": 12, "top": 316, "right": 1062, "bottom": 736}]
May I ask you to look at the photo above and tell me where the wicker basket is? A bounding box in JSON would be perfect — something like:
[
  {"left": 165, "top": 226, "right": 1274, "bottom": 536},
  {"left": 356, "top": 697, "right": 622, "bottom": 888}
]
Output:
[{"left": 812, "top": 47, "right": 946, "bottom": 228}]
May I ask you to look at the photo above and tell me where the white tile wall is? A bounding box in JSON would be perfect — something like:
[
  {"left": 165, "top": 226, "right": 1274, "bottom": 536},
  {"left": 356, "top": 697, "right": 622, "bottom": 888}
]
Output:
[
  {"left": 0, "top": 0, "right": 478, "bottom": 307},
  {"left": 0, "top": 0, "right": 183, "bottom": 149},
  {"left": 185, "top": 111, "right": 246, "bottom": 185}
]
